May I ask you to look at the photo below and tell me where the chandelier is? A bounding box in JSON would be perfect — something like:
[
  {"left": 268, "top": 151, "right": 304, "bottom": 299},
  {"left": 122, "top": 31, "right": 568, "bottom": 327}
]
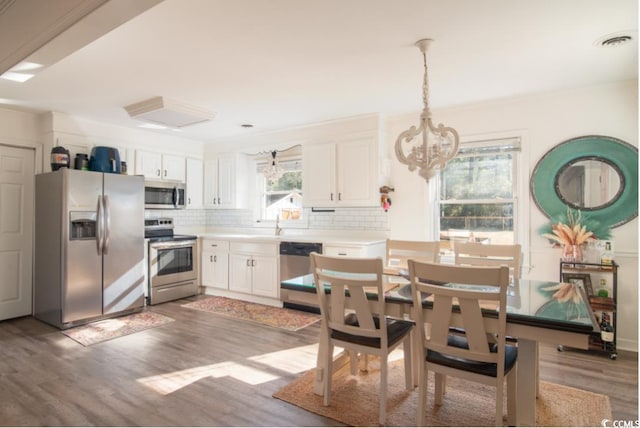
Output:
[
  {"left": 394, "top": 39, "right": 460, "bottom": 182},
  {"left": 262, "top": 150, "right": 284, "bottom": 183}
]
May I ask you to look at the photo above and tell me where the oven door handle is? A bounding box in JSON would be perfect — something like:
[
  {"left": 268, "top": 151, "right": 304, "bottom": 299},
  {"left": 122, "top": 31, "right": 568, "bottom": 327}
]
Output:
[{"left": 150, "top": 240, "right": 197, "bottom": 250}]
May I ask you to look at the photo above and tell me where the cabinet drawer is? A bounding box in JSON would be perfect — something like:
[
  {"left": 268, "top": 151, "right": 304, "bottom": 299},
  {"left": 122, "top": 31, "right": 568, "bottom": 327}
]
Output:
[
  {"left": 202, "top": 239, "right": 230, "bottom": 252},
  {"left": 230, "top": 241, "right": 277, "bottom": 256},
  {"left": 324, "top": 245, "right": 364, "bottom": 258}
]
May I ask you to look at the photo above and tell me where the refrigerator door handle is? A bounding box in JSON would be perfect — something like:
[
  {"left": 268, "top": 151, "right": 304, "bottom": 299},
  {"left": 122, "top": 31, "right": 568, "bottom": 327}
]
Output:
[
  {"left": 103, "top": 195, "right": 111, "bottom": 254},
  {"left": 96, "top": 195, "right": 104, "bottom": 255}
]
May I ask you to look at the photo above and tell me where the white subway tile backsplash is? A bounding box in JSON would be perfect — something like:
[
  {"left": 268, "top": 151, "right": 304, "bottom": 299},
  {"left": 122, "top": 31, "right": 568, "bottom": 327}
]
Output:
[{"left": 146, "top": 206, "right": 388, "bottom": 231}]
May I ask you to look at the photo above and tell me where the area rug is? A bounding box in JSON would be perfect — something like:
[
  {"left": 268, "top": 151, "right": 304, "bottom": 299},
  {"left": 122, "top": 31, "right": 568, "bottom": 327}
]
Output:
[
  {"left": 182, "top": 296, "right": 320, "bottom": 331},
  {"left": 273, "top": 357, "right": 612, "bottom": 427},
  {"left": 61, "top": 311, "right": 175, "bottom": 346}
]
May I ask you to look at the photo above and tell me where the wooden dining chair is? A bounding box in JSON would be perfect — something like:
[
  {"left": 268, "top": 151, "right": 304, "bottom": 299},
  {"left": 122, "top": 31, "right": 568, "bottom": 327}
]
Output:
[
  {"left": 454, "top": 242, "right": 522, "bottom": 279},
  {"left": 407, "top": 261, "right": 517, "bottom": 426},
  {"left": 385, "top": 239, "right": 440, "bottom": 273},
  {"left": 310, "top": 252, "right": 414, "bottom": 425}
]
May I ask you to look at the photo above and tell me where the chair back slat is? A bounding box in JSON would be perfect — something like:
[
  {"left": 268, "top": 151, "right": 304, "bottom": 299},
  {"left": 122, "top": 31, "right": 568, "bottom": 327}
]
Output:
[
  {"left": 408, "top": 261, "right": 509, "bottom": 366},
  {"left": 311, "top": 252, "right": 386, "bottom": 342},
  {"left": 454, "top": 242, "right": 522, "bottom": 279},
  {"left": 386, "top": 239, "right": 440, "bottom": 270}
]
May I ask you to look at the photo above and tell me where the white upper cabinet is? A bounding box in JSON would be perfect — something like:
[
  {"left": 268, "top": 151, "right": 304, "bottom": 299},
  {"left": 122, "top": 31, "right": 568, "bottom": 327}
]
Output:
[
  {"left": 162, "top": 154, "right": 186, "bottom": 181},
  {"left": 204, "top": 153, "right": 248, "bottom": 209},
  {"left": 303, "top": 136, "right": 379, "bottom": 207},
  {"left": 186, "top": 157, "right": 203, "bottom": 209},
  {"left": 135, "top": 150, "right": 185, "bottom": 182},
  {"left": 302, "top": 143, "right": 335, "bottom": 206},
  {"left": 135, "top": 150, "right": 161, "bottom": 179}
]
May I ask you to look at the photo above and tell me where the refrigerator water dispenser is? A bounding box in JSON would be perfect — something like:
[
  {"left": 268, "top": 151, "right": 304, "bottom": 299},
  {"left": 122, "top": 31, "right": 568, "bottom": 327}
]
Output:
[{"left": 69, "top": 212, "right": 97, "bottom": 240}]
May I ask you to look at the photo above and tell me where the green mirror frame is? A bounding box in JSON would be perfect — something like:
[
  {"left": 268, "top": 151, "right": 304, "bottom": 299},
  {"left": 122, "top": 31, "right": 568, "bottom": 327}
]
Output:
[{"left": 531, "top": 135, "right": 638, "bottom": 228}]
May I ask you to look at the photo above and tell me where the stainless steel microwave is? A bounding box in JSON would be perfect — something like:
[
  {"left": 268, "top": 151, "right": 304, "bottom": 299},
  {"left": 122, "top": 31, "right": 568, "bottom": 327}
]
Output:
[{"left": 144, "top": 180, "right": 186, "bottom": 209}]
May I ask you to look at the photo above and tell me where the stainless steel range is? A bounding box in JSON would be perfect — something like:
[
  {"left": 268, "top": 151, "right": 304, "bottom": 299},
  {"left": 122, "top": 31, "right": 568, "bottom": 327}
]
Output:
[{"left": 145, "top": 218, "right": 198, "bottom": 305}]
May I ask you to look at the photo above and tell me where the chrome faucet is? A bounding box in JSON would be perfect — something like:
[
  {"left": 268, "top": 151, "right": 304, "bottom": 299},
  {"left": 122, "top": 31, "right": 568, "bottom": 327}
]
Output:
[{"left": 275, "top": 214, "right": 282, "bottom": 236}]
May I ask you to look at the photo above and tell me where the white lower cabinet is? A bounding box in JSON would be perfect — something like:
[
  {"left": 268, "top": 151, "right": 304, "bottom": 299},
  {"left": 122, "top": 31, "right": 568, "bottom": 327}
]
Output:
[
  {"left": 201, "top": 239, "right": 229, "bottom": 290},
  {"left": 229, "top": 241, "right": 279, "bottom": 298},
  {"left": 250, "top": 255, "right": 279, "bottom": 297}
]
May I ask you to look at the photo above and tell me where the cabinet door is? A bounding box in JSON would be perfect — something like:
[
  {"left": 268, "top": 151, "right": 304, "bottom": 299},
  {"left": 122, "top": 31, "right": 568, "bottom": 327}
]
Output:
[
  {"left": 135, "top": 150, "right": 162, "bottom": 180},
  {"left": 337, "top": 137, "right": 378, "bottom": 206},
  {"left": 251, "top": 256, "right": 278, "bottom": 298},
  {"left": 203, "top": 159, "right": 219, "bottom": 207},
  {"left": 212, "top": 252, "right": 229, "bottom": 289},
  {"left": 162, "top": 154, "right": 186, "bottom": 182},
  {"left": 202, "top": 251, "right": 229, "bottom": 289},
  {"left": 216, "top": 155, "right": 235, "bottom": 208},
  {"left": 229, "top": 254, "right": 253, "bottom": 294},
  {"left": 201, "top": 251, "right": 215, "bottom": 286},
  {"left": 302, "top": 143, "right": 335, "bottom": 206},
  {"left": 186, "top": 158, "right": 203, "bottom": 208}
]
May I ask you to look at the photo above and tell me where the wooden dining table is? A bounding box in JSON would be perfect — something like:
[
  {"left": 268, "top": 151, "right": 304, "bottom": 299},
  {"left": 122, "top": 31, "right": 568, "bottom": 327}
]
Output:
[{"left": 280, "top": 273, "right": 599, "bottom": 426}]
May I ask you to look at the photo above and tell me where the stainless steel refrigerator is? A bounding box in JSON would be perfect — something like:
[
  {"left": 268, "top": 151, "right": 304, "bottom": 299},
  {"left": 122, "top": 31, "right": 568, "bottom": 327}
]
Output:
[{"left": 34, "top": 169, "right": 145, "bottom": 329}]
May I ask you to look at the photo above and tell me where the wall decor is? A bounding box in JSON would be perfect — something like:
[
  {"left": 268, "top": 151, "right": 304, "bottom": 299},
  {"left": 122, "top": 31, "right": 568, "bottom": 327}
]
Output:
[{"left": 531, "top": 135, "right": 638, "bottom": 228}]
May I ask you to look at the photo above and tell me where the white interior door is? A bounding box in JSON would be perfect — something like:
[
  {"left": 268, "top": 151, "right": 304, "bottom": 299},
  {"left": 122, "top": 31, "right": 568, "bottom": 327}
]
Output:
[{"left": 0, "top": 145, "right": 35, "bottom": 321}]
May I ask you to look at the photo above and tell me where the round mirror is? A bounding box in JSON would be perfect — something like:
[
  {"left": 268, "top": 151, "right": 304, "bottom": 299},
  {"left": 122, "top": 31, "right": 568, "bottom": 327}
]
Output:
[
  {"left": 555, "top": 157, "right": 624, "bottom": 211},
  {"left": 531, "top": 135, "right": 638, "bottom": 228}
]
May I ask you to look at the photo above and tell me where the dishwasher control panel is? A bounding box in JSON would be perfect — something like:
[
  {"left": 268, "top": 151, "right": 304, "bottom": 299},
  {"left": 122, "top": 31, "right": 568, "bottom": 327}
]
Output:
[{"left": 279, "top": 241, "right": 323, "bottom": 256}]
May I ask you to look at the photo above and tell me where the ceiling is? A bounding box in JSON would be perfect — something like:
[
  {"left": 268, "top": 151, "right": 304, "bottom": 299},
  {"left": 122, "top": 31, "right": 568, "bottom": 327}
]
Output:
[{"left": 0, "top": 0, "right": 637, "bottom": 143}]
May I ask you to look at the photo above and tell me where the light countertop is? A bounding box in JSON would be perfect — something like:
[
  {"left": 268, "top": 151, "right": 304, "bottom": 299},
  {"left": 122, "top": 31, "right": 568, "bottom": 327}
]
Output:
[{"left": 181, "top": 227, "right": 387, "bottom": 246}]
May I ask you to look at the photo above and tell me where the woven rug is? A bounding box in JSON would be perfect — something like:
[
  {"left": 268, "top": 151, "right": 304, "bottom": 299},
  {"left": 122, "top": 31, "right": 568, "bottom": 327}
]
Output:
[
  {"left": 61, "top": 311, "right": 174, "bottom": 346},
  {"left": 273, "top": 357, "right": 612, "bottom": 427},
  {"left": 182, "top": 296, "right": 320, "bottom": 331}
]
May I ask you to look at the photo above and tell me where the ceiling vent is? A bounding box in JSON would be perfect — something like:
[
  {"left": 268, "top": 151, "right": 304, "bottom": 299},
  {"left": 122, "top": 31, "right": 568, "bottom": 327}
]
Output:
[
  {"left": 594, "top": 31, "right": 636, "bottom": 48},
  {"left": 124, "top": 96, "right": 216, "bottom": 128}
]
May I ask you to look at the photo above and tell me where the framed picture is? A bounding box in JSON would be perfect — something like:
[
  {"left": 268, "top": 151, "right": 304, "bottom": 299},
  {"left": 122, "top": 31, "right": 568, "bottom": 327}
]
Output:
[{"left": 562, "top": 273, "right": 593, "bottom": 296}]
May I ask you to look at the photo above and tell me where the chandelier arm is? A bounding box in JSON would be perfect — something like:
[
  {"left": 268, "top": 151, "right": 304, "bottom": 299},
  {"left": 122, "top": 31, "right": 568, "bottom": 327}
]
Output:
[
  {"left": 394, "top": 121, "right": 427, "bottom": 171},
  {"left": 426, "top": 119, "right": 461, "bottom": 168}
]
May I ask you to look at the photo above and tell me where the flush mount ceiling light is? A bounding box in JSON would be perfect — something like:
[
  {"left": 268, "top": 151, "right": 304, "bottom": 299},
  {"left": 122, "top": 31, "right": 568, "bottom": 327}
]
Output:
[
  {"left": 0, "top": 61, "right": 42, "bottom": 82},
  {"left": 394, "top": 39, "right": 460, "bottom": 182},
  {"left": 124, "top": 96, "right": 216, "bottom": 128}
]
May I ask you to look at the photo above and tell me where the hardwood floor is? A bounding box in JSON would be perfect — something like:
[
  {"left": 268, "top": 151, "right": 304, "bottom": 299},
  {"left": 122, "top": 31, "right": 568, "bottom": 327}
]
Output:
[{"left": 0, "top": 296, "right": 636, "bottom": 426}]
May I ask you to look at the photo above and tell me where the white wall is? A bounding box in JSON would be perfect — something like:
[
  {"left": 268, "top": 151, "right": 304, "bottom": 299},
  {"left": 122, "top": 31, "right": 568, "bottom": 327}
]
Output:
[
  {"left": 0, "top": 107, "right": 44, "bottom": 171},
  {"left": 385, "top": 80, "right": 638, "bottom": 350},
  {"left": 40, "top": 111, "right": 205, "bottom": 172}
]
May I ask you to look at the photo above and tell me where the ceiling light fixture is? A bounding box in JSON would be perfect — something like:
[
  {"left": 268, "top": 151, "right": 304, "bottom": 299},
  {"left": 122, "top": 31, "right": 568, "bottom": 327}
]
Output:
[
  {"left": 0, "top": 61, "right": 43, "bottom": 82},
  {"left": 394, "top": 39, "right": 460, "bottom": 182},
  {"left": 124, "top": 96, "right": 215, "bottom": 128},
  {"left": 262, "top": 151, "right": 284, "bottom": 184},
  {"left": 0, "top": 71, "right": 35, "bottom": 83}
]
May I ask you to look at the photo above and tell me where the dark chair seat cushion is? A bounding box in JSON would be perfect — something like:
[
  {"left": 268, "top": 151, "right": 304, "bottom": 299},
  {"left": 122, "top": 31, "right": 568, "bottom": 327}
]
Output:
[
  {"left": 331, "top": 313, "right": 414, "bottom": 348},
  {"left": 426, "top": 334, "right": 517, "bottom": 377}
]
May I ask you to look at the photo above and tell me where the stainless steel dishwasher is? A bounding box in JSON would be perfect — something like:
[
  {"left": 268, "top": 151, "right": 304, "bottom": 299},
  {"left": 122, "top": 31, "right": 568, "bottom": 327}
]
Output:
[{"left": 280, "top": 241, "right": 323, "bottom": 311}]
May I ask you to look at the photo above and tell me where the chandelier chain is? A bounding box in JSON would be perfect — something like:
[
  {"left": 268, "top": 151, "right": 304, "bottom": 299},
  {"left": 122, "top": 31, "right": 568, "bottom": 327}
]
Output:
[{"left": 422, "top": 50, "right": 430, "bottom": 110}]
